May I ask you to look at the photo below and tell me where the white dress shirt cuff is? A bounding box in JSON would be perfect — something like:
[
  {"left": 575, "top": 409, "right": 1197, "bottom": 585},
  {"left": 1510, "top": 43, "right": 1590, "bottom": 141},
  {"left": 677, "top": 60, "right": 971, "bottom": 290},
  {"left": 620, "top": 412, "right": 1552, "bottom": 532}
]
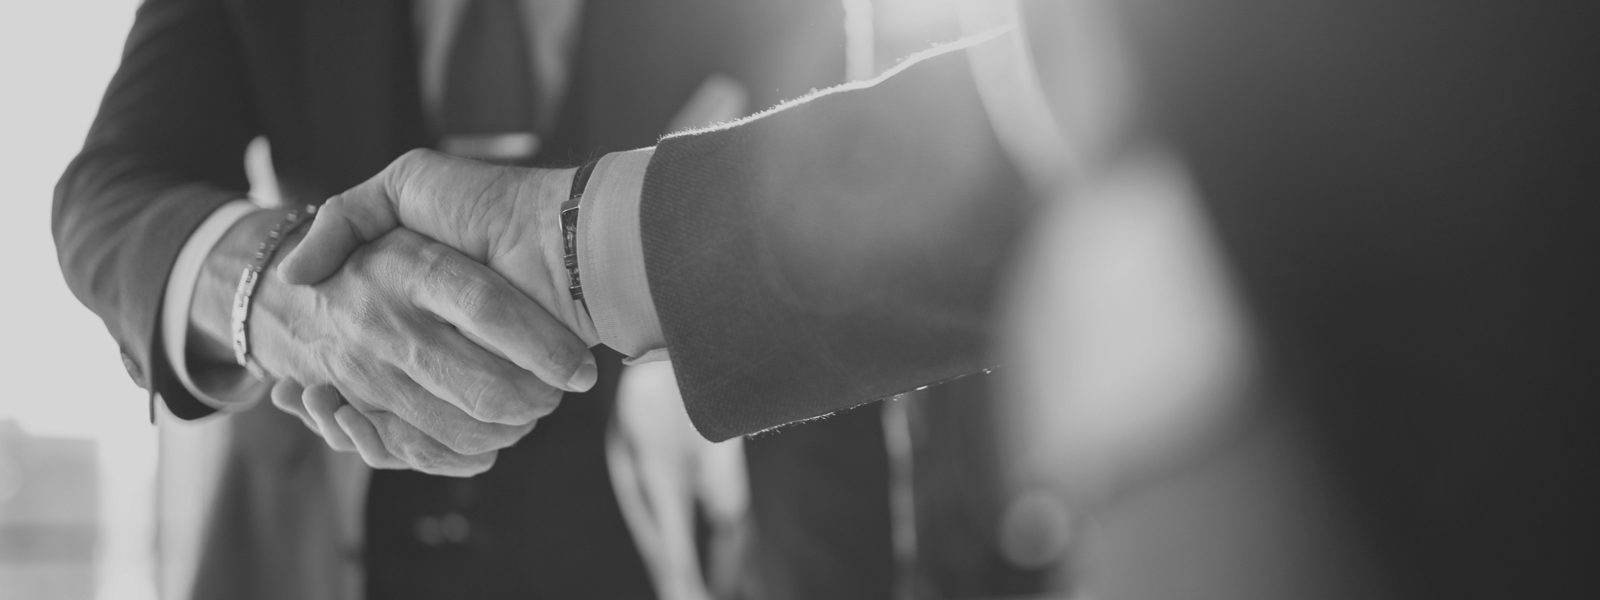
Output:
[
  {"left": 580, "top": 147, "right": 670, "bottom": 363},
  {"left": 161, "top": 200, "right": 268, "bottom": 411}
]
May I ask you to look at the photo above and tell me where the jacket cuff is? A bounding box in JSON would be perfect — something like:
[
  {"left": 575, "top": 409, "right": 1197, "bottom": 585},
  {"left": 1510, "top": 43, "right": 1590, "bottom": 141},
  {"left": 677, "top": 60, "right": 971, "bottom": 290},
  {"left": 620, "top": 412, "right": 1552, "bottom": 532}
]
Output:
[
  {"left": 104, "top": 184, "right": 251, "bottom": 422},
  {"left": 160, "top": 200, "right": 271, "bottom": 415}
]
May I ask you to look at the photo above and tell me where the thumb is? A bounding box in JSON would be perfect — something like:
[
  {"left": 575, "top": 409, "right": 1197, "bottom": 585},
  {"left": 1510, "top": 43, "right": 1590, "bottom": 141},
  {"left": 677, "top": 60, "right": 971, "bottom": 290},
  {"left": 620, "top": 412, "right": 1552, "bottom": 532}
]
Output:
[{"left": 277, "top": 154, "right": 417, "bottom": 284}]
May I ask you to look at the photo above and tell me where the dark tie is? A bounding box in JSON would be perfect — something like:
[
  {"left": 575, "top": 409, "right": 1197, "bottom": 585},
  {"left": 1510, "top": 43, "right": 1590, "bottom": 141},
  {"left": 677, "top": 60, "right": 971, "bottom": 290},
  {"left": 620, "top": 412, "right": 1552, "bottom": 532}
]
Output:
[{"left": 440, "top": 0, "right": 539, "bottom": 137}]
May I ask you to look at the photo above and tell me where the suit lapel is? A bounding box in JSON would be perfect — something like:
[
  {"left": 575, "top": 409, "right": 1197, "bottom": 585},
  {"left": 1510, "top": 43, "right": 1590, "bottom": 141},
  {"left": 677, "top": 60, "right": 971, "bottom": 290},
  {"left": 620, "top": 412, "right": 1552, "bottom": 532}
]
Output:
[{"left": 302, "top": 0, "right": 429, "bottom": 193}]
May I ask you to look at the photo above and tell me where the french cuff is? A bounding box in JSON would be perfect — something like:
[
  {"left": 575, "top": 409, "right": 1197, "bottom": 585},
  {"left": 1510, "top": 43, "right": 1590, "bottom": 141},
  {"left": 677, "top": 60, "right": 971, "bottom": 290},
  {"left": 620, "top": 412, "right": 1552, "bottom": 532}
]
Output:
[
  {"left": 161, "top": 200, "right": 269, "bottom": 411},
  {"left": 580, "top": 147, "right": 670, "bottom": 363}
]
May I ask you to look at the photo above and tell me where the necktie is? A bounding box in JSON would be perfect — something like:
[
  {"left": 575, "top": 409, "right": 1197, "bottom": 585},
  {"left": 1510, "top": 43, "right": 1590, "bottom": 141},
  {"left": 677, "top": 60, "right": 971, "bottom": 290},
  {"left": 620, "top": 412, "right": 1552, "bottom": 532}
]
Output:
[{"left": 440, "top": 0, "right": 540, "bottom": 158}]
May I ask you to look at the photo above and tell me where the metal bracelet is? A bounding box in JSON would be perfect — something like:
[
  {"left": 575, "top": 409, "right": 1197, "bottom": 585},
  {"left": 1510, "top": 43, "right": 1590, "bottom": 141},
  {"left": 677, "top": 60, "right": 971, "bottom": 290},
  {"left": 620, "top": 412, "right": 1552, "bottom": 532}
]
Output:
[
  {"left": 231, "top": 205, "right": 317, "bottom": 380},
  {"left": 561, "top": 159, "right": 599, "bottom": 315}
]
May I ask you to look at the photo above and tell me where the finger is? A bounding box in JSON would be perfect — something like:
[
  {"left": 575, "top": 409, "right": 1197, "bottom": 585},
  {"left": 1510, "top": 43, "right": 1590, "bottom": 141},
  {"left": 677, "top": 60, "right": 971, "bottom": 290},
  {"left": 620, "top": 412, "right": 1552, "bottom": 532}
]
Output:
[
  {"left": 304, "top": 384, "right": 358, "bottom": 452},
  {"left": 364, "top": 365, "right": 537, "bottom": 454},
  {"left": 277, "top": 171, "right": 400, "bottom": 285},
  {"left": 362, "top": 409, "right": 497, "bottom": 477},
  {"left": 396, "top": 321, "right": 567, "bottom": 426},
  {"left": 334, "top": 405, "right": 408, "bottom": 470},
  {"left": 411, "top": 245, "right": 598, "bottom": 392},
  {"left": 270, "top": 379, "right": 317, "bottom": 432}
]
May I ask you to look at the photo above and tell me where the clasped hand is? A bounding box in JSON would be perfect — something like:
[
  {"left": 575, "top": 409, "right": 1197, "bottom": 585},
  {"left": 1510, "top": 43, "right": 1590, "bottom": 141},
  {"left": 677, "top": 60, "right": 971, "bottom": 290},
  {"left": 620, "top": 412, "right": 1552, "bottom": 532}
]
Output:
[{"left": 259, "top": 149, "right": 590, "bottom": 476}]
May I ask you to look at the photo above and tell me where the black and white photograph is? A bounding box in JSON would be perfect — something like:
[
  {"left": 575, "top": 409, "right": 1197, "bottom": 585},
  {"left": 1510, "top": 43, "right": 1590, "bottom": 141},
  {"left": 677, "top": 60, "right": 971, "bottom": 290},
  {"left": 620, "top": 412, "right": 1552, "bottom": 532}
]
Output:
[{"left": 1, "top": 1, "right": 1596, "bottom": 598}]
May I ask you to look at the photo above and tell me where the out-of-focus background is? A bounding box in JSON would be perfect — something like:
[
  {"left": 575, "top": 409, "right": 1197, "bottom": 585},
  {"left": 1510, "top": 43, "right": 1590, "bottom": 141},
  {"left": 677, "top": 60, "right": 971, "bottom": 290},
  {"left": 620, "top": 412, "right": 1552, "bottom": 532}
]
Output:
[{"left": 0, "top": 2, "right": 156, "bottom": 599}]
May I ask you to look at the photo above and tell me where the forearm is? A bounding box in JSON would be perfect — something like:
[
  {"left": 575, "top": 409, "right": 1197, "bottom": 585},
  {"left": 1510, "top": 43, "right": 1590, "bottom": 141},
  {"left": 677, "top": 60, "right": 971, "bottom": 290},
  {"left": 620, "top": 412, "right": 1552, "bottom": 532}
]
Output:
[
  {"left": 566, "top": 38, "right": 1029, "bottom": 441},
  {"left": 54, "top": 159, "right": 246, "bottom": 346},
  {"left": 639, "top": 36, "right": 1027, "bottom": 440},
  {"left": 53, "top": 155, "right": 247, "bottom": 421},
  {"left": 53, "top": 0, "right": 258, "bottom": 416}
]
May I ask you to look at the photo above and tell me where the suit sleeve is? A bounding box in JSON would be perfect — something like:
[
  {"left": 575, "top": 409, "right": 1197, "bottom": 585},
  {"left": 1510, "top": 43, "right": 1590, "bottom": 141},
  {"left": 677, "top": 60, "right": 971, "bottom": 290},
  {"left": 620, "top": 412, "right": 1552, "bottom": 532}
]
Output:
[
  {"left": 640, "top": 40, "right": 1029, "bottom": 441},
  {"left": 53, "top": 0, "right": 258, "bottom": 420}
]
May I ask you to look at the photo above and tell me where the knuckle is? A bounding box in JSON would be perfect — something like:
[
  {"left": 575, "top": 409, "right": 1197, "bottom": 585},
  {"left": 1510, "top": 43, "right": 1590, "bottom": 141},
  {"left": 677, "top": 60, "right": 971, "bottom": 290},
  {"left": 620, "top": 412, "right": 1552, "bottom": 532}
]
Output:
[
  {"left": 390, "top": 149, "right": 439, "bottom": 195},
  {"left": 368, "top": 411, "right": 411, "bottom": 450},
  {"left": 397, "top": 147, "right": 434, "bottom": 167},
  {"left": 327, "top": 350, "right": 363, "bottom": 382},
  {"left": 321, "top": 192, "right": 348, "bottom": 215},
  {"left": 454, "top": 277, "right": 508, "bottom": 324},
  {"left": 379, "top": 424, "right": 460, "bottom": 474},
  {"left": 402, "top": 442, "right": 449, "bottom": 474},
  {"left": 418, "top": 248, "right": 467, "bottom": 295},
  {"left": 461, "top": 376, "right": 532, "bottom": 425},
  {"left": 456, "top": 452, "right": 498, "bottom": 477},
  {"left": 350, "top": 296, "right": 396, "bottom": 338},
  {"left": 348, "top": 397, "right": 383, "bottom": 416},
  {"left": 402, "top": 341, "right": 447, "bottom": 382},
  {"left": 315, "top": 344, "right": 352, "bottom": 382},
  {"left": 441, "top": 431, "right": 487, "bottom": 456},
  {"left": 490, "top": 378, "right": 560, "bottom": 425},
  {"left": 442, "top": 423, "right": 513, "bottom": 456},
  {"left": 365, "top": 228, "right": 412, "bottom": 259},
  {"left": 415, "top": 240, "right": 451, "bottom": 270}
]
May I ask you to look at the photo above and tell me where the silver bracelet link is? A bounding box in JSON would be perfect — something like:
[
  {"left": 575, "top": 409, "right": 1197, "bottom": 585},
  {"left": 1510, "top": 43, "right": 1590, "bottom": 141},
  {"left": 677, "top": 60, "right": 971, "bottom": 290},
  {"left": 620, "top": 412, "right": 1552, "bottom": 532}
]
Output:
[{"left": 231, "top": 205, "right": 318, "bottom": 380}]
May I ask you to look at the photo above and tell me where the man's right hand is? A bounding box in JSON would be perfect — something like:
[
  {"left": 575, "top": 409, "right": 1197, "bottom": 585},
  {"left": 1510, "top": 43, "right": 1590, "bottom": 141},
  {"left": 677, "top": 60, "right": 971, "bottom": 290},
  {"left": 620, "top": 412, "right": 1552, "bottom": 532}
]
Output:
[
  {"left": 275, "top": 149, "right": 596, "bottom": 345},
  {"left": 192, "top": 212, "right": 596, "bottom": 476}
]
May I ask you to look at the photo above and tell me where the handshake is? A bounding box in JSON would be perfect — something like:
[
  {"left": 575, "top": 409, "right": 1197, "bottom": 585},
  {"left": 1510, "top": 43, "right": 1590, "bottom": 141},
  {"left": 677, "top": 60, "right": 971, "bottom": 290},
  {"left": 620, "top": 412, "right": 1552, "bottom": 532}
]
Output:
[{"left": 245, "top": 149, "right": 614, "bottom": 476}]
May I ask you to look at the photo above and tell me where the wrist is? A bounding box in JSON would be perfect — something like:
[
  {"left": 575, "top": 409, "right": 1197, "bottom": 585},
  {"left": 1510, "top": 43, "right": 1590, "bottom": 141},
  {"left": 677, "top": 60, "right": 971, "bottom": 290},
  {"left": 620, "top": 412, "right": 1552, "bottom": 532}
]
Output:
[
  {"left": 500, "top": 165, "right": 574, "bottom": 260},
  {"left": 561, "top": 159, "right": 600, "bottom": 322},
  {"left": 505, "top": 165, "right": 602, "bottom": 346},
  {"left": 188, "top": 208, "right": 308, "bottom": 368},
  {"left": 232, "top": 207, "right": 316, "bottom": 379}
]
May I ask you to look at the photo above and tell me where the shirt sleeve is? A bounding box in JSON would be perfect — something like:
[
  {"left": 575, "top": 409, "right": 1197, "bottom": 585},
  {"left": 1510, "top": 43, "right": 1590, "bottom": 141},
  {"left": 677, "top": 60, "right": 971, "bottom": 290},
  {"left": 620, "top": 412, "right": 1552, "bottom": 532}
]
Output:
[
  {"left": 579, "top": 147, "right": 669, "bottom": 363},
  {"left": 161, "top": 200, "right": 271, "bottom": 411}
]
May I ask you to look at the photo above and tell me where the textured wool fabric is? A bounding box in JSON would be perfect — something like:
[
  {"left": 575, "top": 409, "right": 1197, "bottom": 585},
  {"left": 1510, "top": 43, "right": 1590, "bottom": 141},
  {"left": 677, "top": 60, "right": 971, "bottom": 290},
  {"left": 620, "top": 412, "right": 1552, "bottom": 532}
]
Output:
[{"left": 641, "top": 42, "right": 1028, "bottom": 441}]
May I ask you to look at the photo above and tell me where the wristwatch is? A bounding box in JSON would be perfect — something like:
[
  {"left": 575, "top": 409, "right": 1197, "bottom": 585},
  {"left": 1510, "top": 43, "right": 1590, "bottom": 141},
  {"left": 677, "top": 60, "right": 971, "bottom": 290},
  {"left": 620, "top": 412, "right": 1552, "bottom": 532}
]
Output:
[{"left": 561, "top": 158, "right": 599, "bottom": 315}]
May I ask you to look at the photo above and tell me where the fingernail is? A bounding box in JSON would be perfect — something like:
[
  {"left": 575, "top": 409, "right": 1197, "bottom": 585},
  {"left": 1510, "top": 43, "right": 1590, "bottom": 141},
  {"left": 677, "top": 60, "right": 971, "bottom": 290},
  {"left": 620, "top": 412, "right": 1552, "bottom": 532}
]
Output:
[{"left": 566, "top": 357, "right": 598, "bottom": 392}]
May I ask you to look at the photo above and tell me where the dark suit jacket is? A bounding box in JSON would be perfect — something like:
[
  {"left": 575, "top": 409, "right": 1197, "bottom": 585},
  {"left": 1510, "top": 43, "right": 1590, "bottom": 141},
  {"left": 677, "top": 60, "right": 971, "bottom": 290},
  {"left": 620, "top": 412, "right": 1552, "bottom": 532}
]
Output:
[
  {"left": 54, "top": 1, "right": 850, "bottom": 598},
  {"left": 641, "top": 42, "right": 1028, "bottom": 442}
]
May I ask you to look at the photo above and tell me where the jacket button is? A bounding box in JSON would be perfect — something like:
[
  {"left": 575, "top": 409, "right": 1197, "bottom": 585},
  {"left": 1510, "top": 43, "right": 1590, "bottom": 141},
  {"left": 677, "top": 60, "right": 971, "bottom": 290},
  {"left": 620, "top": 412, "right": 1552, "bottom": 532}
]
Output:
[
  {"left": 120, "top": 352, "right": 145, "bottom": 388},
  {"left": 439, "top": 512, "right": 471, "bottom": 544},
  {"left": 414, "top": 516, "right": 442, "bottom": 546},
  {"left": 998, "top": 491, "right": 1074, "bottom": 569},
  {"left": 415, "top": 513, "right": 472, "bottom": 546}
]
